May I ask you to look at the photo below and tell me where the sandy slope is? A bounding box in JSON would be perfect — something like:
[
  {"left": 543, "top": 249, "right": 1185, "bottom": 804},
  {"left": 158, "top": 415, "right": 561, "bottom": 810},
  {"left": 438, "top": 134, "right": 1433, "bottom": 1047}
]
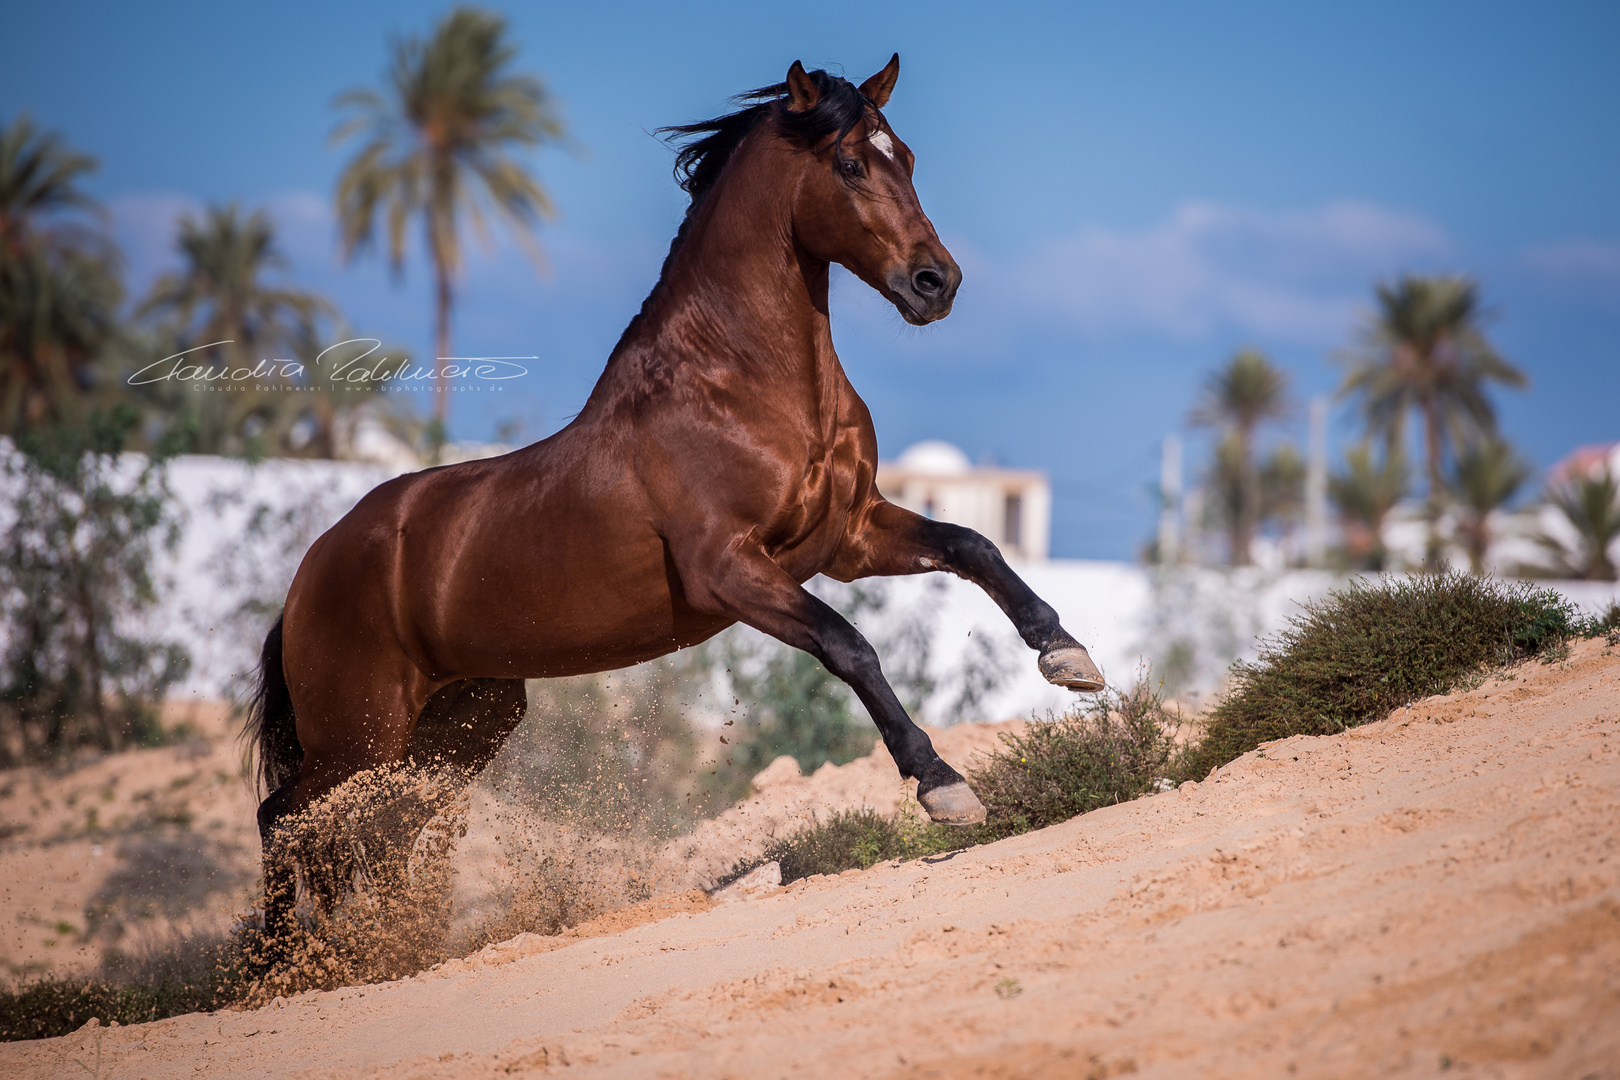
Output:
[
  {"left": 6, "top": 638, "right": 1620, "bottom": 1079},
  {"left": 0, "top": 699, "right": 261, "bottom": 980},
  {"left": 0, "top": 697, "right": 1013, "bottom": 981}
]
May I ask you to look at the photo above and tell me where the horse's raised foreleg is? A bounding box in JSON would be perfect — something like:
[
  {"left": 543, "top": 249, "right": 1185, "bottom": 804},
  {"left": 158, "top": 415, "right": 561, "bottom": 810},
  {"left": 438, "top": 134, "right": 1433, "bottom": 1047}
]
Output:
[
  {"left": 676, "top": 539, "right": 985, "bottom": 824},
  {"left": 831, "top": 500, "right": 1105, "bottom": 692}
]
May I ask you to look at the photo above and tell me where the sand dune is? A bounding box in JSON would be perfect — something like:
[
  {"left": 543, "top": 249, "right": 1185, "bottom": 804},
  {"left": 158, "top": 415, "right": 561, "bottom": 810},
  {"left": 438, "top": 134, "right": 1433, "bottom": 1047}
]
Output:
[{"left": 4, "top": 637, "right": 1618, "bottom": 1078}]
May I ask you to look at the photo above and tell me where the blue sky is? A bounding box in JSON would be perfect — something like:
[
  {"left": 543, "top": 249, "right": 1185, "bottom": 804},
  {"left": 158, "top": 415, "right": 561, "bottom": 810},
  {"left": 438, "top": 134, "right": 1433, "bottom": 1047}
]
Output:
[{"left": 3, "top": 0, "right": 1617, "bottom": 558}]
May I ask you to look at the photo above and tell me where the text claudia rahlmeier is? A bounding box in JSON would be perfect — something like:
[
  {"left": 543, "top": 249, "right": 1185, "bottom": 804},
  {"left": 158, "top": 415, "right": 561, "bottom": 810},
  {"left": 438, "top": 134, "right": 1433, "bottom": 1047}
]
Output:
[{"left": 126, "top": 339, "right": 532, "bottom": 391}]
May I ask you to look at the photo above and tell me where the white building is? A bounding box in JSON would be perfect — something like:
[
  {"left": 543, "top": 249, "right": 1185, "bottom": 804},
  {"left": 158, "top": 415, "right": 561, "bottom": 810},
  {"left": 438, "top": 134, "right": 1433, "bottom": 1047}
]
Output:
[{"left": 875, "top": 441, "right": 1051, "bottom": 561}]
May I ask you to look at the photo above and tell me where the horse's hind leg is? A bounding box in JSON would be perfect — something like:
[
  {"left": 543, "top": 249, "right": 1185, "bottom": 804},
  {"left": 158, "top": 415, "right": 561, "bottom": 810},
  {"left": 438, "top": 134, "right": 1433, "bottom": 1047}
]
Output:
[
  {"left": 330, "top": 680, "right": 527, "bottom": 899},
  {"left": 256, "top": 782, "right": 304, "bottom": 950},
  {"left": 254, "top": 675, "right": 423, "bottom": 944}
]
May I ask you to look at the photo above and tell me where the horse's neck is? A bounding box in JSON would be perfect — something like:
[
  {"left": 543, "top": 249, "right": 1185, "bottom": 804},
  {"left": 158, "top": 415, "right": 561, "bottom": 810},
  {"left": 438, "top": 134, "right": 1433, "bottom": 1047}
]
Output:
[{"left": 592, "top": 143, "right": 840, "bottom": 421}]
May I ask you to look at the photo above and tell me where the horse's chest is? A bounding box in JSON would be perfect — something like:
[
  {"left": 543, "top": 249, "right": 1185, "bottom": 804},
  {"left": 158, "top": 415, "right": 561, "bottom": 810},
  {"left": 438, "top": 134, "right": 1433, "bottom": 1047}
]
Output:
[{"left": 765, "top": 452, "right": 860, "bottom": 564}]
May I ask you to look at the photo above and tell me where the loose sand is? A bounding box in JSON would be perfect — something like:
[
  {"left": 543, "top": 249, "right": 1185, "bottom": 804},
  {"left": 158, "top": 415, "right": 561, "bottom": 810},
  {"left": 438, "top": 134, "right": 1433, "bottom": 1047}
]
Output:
[
  {"left": 0, "top": 699, "right": 260, "bottom": 980},
  {"left": 4, "top": 637, "right": 1618, "bottom": 1078}
]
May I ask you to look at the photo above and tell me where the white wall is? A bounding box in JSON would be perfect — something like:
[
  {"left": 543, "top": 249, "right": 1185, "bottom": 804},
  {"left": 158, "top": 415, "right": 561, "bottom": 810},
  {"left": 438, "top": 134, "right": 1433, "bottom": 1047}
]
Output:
[{"left": 87, "top": 456, "right": 1619, "bottom": 719}]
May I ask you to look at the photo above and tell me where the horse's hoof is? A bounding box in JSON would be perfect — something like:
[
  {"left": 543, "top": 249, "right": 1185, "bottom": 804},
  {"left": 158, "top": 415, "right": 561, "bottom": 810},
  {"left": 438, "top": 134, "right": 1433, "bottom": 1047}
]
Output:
[
  {"left": 1039, "top": 645, "right": 1105, "bottom": 692},
  {"left": 918, "top": 781, "right": 986, "bottom": 825}
]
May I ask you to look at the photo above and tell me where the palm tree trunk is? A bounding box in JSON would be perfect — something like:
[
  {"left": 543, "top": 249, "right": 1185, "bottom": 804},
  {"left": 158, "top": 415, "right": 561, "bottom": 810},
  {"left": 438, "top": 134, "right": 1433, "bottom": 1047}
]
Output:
[
  {"left": 1422, "top": 398, "right": 1444, "bottom": 572},
  {"left": 430, "top": 245, "right": 452, "bottom": 464},
  {"left": 1237, "top": 429, "right": 1256, "bottom": 567}
]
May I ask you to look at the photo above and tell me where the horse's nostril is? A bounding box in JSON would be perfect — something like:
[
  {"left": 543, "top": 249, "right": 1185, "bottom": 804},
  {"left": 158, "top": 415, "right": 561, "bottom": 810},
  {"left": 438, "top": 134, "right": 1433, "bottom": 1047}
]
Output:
[{"left": 913, "top": 268, "right": 945, "bottom": 296}]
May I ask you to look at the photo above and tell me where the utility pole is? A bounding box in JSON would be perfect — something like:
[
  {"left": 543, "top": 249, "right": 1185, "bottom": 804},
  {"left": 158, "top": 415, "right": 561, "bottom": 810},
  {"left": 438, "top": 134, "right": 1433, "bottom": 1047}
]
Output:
[
  {"left": 1306, "top": 395, "right": 1328, "bottom": 567},
  {"left": 1158, "top": 434, "right": 1182, "bottom": 565}
]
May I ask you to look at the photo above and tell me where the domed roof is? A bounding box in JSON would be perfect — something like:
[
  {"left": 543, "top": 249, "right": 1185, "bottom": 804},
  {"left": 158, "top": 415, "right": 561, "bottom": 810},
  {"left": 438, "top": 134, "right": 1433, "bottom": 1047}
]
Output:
[{"left": 895, "top": 440, "right": 971, "bottom": 476}]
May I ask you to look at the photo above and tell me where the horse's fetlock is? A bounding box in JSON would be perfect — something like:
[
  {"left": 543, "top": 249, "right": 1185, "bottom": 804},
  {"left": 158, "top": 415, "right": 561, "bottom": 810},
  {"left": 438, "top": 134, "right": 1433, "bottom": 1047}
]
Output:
[{"left": 913, "top": 756, "right": 965, "bottom": 794}]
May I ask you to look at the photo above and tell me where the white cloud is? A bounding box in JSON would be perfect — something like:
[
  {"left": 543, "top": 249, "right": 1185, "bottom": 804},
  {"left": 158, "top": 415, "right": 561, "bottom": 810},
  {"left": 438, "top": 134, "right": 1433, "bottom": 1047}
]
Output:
[
  {"left": 1524, "top": 238, "right": 1620, "bottom": 279},
  {"left": 978, "top": 200, "right": 1452, "bottom": 343},
  {"left": 110, "top": 189, "right": 347, "bottom": 288}
]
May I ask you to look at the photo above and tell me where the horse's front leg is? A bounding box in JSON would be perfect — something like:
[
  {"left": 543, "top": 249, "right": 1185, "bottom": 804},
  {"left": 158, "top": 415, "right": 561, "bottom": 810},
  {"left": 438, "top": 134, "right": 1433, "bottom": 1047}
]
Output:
[
  {"left": 830, "top": 500, "right": 1105, "bottom": 692},
  {"left": 674, "top": 537, "right": 986, "bottom": 824}
]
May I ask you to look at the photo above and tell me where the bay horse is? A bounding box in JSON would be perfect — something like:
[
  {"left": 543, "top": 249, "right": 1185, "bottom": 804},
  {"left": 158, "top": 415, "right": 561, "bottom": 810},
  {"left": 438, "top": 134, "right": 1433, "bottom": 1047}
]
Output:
[{"left": 248, "top": 55, "right": 1105, "bottom": 933}]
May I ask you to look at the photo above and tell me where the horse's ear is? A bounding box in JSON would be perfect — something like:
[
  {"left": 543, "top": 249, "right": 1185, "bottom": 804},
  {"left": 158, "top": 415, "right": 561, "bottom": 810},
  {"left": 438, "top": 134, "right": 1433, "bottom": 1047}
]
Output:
[
  {"left": 785, "top": 60, "right": 820, "bottom": 113},
  {"left": 859, "top": 54, "right": 900, "bottom": 108}
]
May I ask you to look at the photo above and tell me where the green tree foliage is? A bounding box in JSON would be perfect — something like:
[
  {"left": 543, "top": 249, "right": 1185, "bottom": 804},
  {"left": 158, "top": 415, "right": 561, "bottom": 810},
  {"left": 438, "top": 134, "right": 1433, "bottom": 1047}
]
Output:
[
  {"left": 0, "top": 114, "right": 123, "bottom": 435},
  {"left": 0, "top": 245, "right": 122, "bottom": 433},
  {"left": 721, "top": 586, "right": 892, "bottom": 784},
  {"left": 1190, "top": 348, "right": 1291, "bottom": 565},
  {"left": 1328, "top": 443, "right": 1410, "bottom": 570},
  {"left": 1537, "top": 467, "right": 1620, "bottom": 582},
  {"left": 132, "top": 204, "right": 414, "bottom": 460},
  {"left": 725, "top": 642, "right": 878, "bottom": 780},
  {"left": 1338, "top": 275, "right": 1525, "bottom": 568},
  {"left": 0, "top": 112, "right": 99, "bottom": 257},
  {"left": 1450, "top": 437, "right": 1532, "bottom": 573},
  {"left": 332, "top": 6, "right": 566, "bottom": 441},
  {"left": 133, "top": 205, "right": 350, "bottom": 459},
  {"left": 1259, "top": 442, "right": 1306, "bottom": 531},
  {"left": 1205, "top": 435, "right": 1306, "bottom": 564},
  {"left": 0, "top": 407, "right": 190, "bottom": 766}
]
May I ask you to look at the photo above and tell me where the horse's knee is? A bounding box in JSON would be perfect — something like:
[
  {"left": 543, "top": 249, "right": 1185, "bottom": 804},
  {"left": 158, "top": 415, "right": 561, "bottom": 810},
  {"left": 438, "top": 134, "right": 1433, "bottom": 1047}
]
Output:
[{"left": 820, "top": 627, "right": 882, "bottom": 684}]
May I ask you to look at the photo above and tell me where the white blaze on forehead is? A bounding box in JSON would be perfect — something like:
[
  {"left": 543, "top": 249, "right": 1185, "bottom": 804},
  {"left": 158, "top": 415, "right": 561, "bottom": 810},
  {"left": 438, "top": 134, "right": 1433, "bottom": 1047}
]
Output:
[{"left": 868, "top": 130, "right": 896, "bottom": 161}]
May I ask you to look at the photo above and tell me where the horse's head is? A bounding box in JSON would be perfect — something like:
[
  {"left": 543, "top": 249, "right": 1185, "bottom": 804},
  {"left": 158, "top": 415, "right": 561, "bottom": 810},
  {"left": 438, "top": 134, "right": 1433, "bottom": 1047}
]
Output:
[{"left": 777, "top": 56, "right": 961, "bottom": 325}]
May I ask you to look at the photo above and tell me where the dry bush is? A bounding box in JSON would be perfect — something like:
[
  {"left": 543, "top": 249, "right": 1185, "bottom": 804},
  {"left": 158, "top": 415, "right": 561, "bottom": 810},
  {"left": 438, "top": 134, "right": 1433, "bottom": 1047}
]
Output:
[
  {"left": 761, "top": 675, "right": 1184, "bottom": 884},
  {"left": 970, "top": 677, "right": 1181, "bottom": 834}
]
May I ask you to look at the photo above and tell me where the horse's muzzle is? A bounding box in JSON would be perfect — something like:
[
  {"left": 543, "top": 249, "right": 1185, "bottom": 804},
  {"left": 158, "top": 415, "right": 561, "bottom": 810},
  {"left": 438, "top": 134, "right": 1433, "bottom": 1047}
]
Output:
[{"left": 887, "top": 259, "right": 961, "bottom": 324}]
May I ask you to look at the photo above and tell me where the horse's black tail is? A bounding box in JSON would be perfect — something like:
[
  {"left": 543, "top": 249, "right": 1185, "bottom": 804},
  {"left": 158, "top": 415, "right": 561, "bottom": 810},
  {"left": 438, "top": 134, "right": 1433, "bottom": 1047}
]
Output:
[{"left": 244, "top": 613, "right": 301, "bottom": 795}]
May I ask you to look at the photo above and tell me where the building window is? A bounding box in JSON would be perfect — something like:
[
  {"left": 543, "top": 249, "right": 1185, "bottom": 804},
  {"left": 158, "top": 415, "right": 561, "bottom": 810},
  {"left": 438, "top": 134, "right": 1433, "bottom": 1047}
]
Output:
[
  {"left": 1003, "top": 492, "right": 1023, "bottom": 550},
  {"left": 922, "top": 493, "right": 937, "bottom": 519}
]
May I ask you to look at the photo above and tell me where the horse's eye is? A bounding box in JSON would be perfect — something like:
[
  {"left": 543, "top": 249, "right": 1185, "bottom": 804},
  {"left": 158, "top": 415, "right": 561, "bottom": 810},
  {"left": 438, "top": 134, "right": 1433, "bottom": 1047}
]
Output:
[{"left": 840, "top": 158, "right": 864, "bottom": 179}]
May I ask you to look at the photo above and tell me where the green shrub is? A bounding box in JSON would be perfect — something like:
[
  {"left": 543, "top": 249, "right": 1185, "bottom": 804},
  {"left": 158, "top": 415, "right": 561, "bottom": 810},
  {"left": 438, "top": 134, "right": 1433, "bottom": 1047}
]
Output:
[
  {"left": 757, "top": 677, "right": 1182, "bottom": 885},
  {"left": 0, "top": 978, "right": 221, "bottom": 1042},
  {"left": 760, "top": 807, "right": 943, "bottom": 882},
  {"left": 0, "top": 936, "right": 245, "bottom": 1041},
  {"left": 970, "top": 677, "right": 1178, "bottom": 835},
  {"left": 1576, "top": 600, "right": 1620, "bottom": 641},
  {"left": 1176, "top": 573, "right": 1577, "bottom": 780},
  {"left": 0, "top": 408, "right": 190, "bottom": 766}
]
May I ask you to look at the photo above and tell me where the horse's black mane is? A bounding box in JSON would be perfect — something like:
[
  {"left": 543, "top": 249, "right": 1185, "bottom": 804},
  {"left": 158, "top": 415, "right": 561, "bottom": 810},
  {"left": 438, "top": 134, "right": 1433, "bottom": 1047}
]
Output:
[{"left": 658, "top": 68, "right": 874, "bottom": 207}]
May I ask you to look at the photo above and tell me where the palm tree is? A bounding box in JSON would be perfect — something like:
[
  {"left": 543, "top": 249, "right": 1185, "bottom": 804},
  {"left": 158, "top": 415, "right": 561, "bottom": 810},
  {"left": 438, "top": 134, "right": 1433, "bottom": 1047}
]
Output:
[
  {"left": 0, "top": 114, "right": 119, "bottom": 433},
  {"left": 1260, "top": 442, "right": 1306, "bottom": 553},
  {"left": 331, "top": 7, "right": 564, "bottom": 448},
  {"left": 1191, "top": 348, "right": 1291, "bottom": 565},
  {"left": 137, "top": 205, "right": 333, "bottom": 457},
  {"left": 1450, "top": 437, "right": 1531, "bottom": 574},
  {"left": 0, "top": 113, "right": 100, "bottom": 259},
  {"left": 1338, "top": 275, "right": 1526, "bottom": 569},
  {"left": 1329, "top": 444, "right": 1410, "bottom": 570},
  {"left": 0, "top": 246, "right": 121, "bottom": 433},
  {"left": 1538, "top": 467, "right": 1620, "bottom": 582}
]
